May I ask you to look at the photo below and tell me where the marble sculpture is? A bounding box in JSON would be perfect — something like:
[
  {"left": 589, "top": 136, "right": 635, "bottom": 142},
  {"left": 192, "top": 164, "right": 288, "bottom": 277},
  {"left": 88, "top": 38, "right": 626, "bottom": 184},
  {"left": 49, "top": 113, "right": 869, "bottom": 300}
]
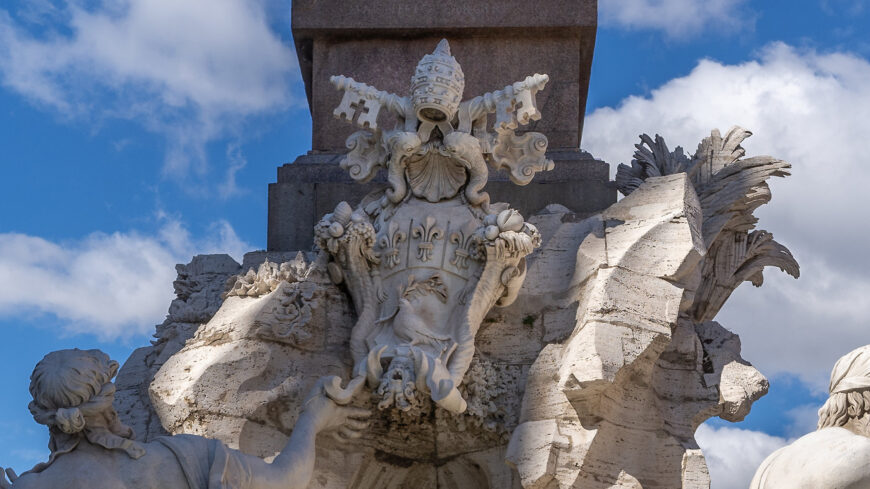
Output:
[
  {"left": 1, "top": 40, "right": 803, "bottom": 488},
  {"left": 750, "top": 345, "right": 870, "bottom": 488}
]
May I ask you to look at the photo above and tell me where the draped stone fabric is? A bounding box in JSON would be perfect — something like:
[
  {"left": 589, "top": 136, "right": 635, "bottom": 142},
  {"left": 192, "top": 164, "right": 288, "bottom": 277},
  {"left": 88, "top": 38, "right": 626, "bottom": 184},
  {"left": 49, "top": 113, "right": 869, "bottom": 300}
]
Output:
[
  {"left": 830, "top": 345, "right": 870, "bottom": 394},
  {"left": 156, "top": 435, "right": 254, "bottom": 489}
]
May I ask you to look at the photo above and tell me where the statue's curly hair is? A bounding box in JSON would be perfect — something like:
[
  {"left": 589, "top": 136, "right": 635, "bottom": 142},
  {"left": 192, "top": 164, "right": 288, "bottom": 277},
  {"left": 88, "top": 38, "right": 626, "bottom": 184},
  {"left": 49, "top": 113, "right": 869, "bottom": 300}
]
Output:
[
  {"left": 26, "top": 349, "right": 144, "bottom": 473},
  {"left": 29, "top": 349, "right": 117, "bottom": 417},
  {"left": 818, "top": 345, "right": 870, "bottom": 429},
  {"left": 818, "top": 389, "right": 870, "bottom": 429}
]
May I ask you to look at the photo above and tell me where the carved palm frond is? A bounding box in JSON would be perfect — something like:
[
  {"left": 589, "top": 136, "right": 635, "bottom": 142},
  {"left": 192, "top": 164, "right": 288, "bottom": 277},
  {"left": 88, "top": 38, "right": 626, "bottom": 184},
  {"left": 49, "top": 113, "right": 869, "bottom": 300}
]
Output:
[
  {"left": 690, "top": 230, "right": 800, "bottom": 322},
  {"left": 615, "top": 133, "right": 690, "bottom": 196},
  {"left": 616, "top": 126, "right": 792, "bottom": 245},
  {"left": 690, "top": 127, "right": 791, "bottom": 246},
  {"left": 614, "top": 126, "right": 799, "bottom": 322},
  {"left": 690, "top": 126, "right": 752, "bottom": 183}
]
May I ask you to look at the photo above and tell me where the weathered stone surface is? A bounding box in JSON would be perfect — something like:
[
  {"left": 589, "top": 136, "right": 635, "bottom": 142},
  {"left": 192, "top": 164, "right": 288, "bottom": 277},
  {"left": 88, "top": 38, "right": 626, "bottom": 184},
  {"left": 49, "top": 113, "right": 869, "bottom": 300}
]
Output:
[
  {"left": 695, "top": 320, "right": 768, "bottom": 422},
  {"left": 131, "top": 172, "right": 709, "bottom": 488},
  {"left": 143, "top": 256, "right": 529, "bottom": 487},
  {"left": 149, "top": 258, "right": 356, "bottom": 448},
  {"left": 114, "top": 254, "right": 242, "bottom": 441},
  {"left": 506, "top": 128, "right": 798, "bottom": 488},
  {"left": 507, "top": 173, "right": 705, "bottom": 489},
  {"left": 114, "top": 252, "right": 314, "bottom": 442}
]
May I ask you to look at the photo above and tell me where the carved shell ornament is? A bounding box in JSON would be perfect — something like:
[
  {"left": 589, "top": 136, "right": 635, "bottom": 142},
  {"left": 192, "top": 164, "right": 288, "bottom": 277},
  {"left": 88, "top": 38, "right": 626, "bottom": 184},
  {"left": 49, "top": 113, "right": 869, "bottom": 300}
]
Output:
[{"left": 317, "top": 39, "right": 548, "bottom": 414}]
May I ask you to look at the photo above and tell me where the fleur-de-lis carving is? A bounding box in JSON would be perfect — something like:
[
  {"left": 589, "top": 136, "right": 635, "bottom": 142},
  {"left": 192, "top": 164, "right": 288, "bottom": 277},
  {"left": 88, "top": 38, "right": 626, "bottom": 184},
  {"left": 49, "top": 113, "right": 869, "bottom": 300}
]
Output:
[
  {"left": 411, "top": 216, "right": 444, "bottom": 262},
  {"left": 449, "top": 222, "right": 479, "bottom": 270},
  {"left": 378, "top": 221, "right": 407, "bottom": 269}
]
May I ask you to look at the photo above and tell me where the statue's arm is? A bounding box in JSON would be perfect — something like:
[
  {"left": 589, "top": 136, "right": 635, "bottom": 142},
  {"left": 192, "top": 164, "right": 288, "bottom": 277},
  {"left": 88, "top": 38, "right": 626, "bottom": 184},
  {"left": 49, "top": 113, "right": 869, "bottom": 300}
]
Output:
[
  {"left": 242, "top": 376, "right": 370, "bottom": 489},
  {"left": 252, "top": 412, "right": 319, "bottom": 489}
]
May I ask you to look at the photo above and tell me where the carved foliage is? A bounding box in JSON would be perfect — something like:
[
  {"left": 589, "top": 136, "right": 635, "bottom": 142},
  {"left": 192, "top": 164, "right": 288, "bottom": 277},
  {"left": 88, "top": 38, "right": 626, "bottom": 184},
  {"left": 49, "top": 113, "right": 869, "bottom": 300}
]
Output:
[
  {"left": 690, "top": 127, "right": 791, "bottom": 245},
  {"left": 255, "top": 281, "right": 321, "bottom": 350},
  {"left": 691, "top": 230, "right": 800, "bottom": 322},
  {"left": 614, "top": 126, "right": 799, "bottom": 312},
  {"left": 615, "top": 133, "right": 691, "bottom": 197},
  {"left": 401, "top": 274, "right": 449, "bottom": 304}
]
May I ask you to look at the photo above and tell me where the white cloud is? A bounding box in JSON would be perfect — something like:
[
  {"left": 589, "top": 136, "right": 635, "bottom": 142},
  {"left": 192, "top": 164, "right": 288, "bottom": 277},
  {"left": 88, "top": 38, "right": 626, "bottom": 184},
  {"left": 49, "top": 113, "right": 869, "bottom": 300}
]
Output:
[
  {"left": 0, "top": 0, "right": 296, "bottom": 178},
  {"left": 0, "top": 218, "right": 249, "bottom": 340},
  {"left": 218, "top": 142, "right": 249, "bottom": 199},
  {"left": 599, "top": 0, "right": 753, "bottom": 38},
  {"left": 583, "top": 42, "right": 870, "bottom": 389},
  {"left": 695, "top": 424, "right": 788, "bottom": 489}
]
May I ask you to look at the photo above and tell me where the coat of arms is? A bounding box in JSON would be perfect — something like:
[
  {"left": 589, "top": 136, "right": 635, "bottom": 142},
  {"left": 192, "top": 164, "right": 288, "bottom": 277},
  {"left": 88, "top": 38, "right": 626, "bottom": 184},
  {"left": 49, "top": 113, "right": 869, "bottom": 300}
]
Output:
[{"left": 315, "top": 40, "right": 550, "bottom": 413}]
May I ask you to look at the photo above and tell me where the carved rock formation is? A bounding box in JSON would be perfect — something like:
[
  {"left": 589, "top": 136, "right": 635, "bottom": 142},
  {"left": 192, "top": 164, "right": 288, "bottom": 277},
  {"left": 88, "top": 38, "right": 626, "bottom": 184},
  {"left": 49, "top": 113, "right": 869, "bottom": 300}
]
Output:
[
  {"left": 505, "top": 127, "right": 798, "bottom": 489},
  {"left": 114, "top": 254, "right": 242, "bottom": 441}
]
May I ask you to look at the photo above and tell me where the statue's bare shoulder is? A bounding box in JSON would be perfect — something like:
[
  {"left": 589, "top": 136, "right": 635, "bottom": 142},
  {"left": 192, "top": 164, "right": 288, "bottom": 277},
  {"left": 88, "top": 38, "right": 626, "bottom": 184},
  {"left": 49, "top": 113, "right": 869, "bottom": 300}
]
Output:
[{"left": 755, "top": 428, "right": 870, "bottom": 488}]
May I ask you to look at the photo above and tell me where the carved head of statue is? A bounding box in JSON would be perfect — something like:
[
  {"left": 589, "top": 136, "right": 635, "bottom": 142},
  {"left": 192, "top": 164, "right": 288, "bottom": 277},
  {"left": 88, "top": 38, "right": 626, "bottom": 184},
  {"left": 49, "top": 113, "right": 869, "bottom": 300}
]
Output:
[
  {"left": 818, "top": 345, "right": 870, "bottom": 432},
  {"left": 410, "top": 39, "right": 464, "bottom": 126},
  {"left": 27, "top": 349, "right": 144, "bottom": 472}
]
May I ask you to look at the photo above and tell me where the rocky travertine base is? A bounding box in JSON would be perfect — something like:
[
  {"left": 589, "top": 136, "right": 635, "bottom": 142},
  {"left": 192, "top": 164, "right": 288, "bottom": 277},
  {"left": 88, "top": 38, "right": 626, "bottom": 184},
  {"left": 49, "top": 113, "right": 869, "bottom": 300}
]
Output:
[
  {"left": 113, "top": 252, "right": 300, "bottom": 441},
  {"left": 115, "top": 203, "right": 735, "bottom": 487},
  {"left": 503, "top": 129, "right": 797, "bottom": 489},
  {"left": 507, "top": 174, "right": 710, "bottom": 489},
  {"left": 113, "top": 254, "right": 242, "bottom": 441}
]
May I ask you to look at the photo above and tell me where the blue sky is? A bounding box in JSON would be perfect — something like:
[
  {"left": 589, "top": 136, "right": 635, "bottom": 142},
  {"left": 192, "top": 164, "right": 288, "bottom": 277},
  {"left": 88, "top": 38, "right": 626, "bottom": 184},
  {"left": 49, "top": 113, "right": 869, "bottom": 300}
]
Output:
[{"left": 0, "top": 1, "right": 868, "bottom": 487}]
